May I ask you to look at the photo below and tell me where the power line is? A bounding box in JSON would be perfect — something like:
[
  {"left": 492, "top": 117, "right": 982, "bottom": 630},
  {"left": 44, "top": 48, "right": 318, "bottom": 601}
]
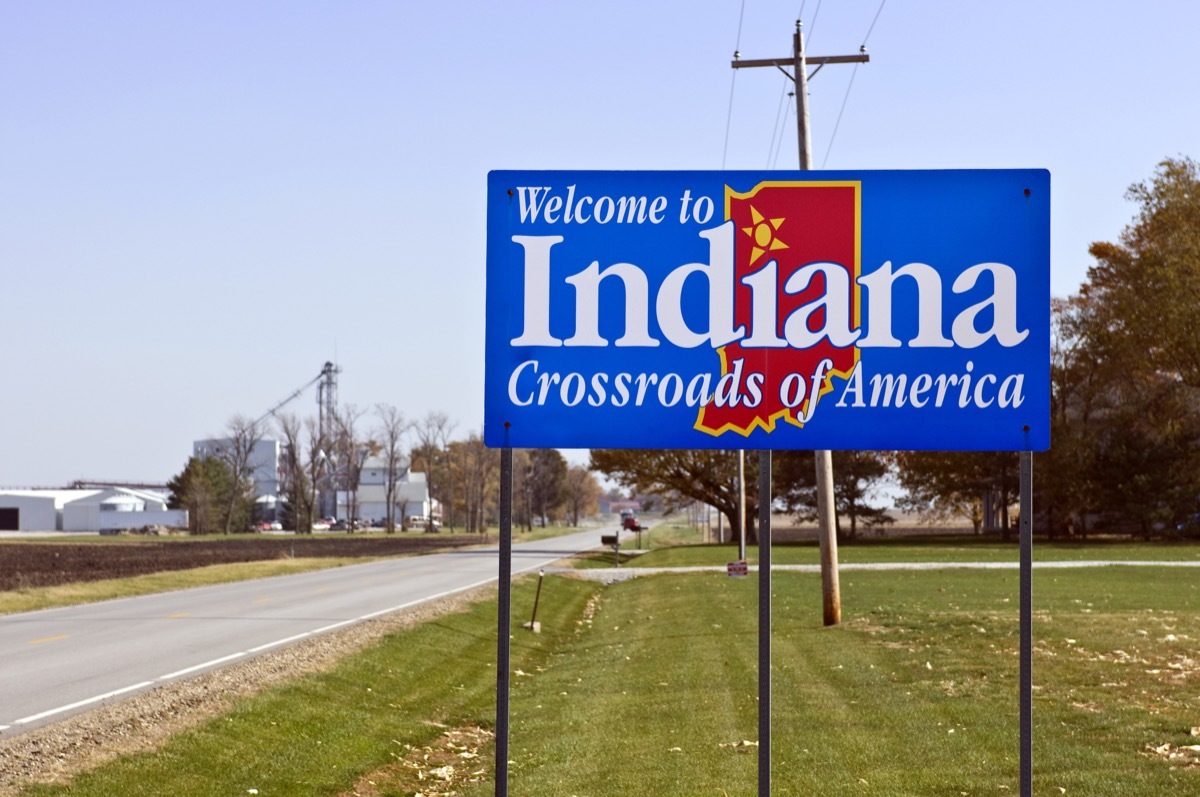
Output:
[
  {"left": 822, "top": 62, "right": 859, "bottom": 168},
  {"left": 771, "top": 98, "right": 794, "bottom": 169},
  {"left": 807, "top": 0, "right": 824, "bottom": 47},
  {"left": 765, "top": 74, "right": 790, "bottom": 167},
  {"left": 721, "top": 0, "right": 749, "bottom": 168},
  {"left": 821, "top": 0, "right": 887, "bottom": 167},
  {"left": 862, "top": 0, "right": 888, "bottom": 45}
]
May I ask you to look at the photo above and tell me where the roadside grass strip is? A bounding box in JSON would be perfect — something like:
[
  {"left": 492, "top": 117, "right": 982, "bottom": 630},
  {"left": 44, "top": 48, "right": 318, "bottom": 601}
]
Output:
[
  {"left": 583, "top": 536, "right": 1200, "bottom": 569},
  {"left": 18, "top": 566, "right": 1200, "bottom": 796},
  {"left": 0, "top": 558, "right": 367, "bottom": 616}
]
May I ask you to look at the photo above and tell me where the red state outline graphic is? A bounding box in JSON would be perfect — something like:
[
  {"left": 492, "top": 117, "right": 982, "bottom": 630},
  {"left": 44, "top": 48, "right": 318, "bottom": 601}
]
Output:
[{"left": 693, "top": 179, "right": 862, "bottom": 438}]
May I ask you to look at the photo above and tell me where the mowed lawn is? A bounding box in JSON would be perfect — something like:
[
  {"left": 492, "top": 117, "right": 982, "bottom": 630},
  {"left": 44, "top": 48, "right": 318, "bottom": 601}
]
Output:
[
  {"left": 584, "top": 524, "right": 1200, "bottom": 567},
  {"left": 18, "top": 561, "right": 1200, "bottom": 796}
]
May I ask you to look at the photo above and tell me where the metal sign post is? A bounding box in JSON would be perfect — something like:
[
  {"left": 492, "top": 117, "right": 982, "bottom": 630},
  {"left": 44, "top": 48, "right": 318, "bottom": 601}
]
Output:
[
  {"left": 496, "top": 447, "right": 512, "bottom": 797},
  {"left": 1020, "top": 450, "right": 1033, "bottom": 796},
  {"left": 757, "top": 451, "right": 772, "bottom": 796}
]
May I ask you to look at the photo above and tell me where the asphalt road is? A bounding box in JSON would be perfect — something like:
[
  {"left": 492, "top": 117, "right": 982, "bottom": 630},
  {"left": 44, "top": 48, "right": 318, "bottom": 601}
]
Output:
[{"left": 0, "top": 527, "right": 621, "bottom": 736}]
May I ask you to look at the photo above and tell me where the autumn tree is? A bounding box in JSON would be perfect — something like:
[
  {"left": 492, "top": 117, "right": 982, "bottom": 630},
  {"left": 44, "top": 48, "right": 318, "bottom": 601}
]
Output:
[
  {"left": 527, "top": 449, "right": 567, "bottom": 525},
  {"left": 447, "top": 433, "right": 498, "bottom": 534},
  {"left": 590, "top": 449, "right": 760, "bottom": 543},
  {"left": 1084, "top": 157, "right": 1200, "bottom": 385},
  {"left": 1046, "top": 156, "right": 1200, "bottom": 537},
  {"left": 562, "top": 465, "right": 602, "bottom": 526}
]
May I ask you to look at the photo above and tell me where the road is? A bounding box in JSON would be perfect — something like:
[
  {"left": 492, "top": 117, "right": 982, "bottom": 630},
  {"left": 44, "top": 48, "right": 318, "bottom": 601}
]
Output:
[{"left": 0, "top": 527, "right": 621, "bottom": 736}]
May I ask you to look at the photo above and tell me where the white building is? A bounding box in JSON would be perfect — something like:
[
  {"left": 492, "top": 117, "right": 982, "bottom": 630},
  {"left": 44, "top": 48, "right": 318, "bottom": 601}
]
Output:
[
  {"left": 337, "top": 456, "right": 435, "bottom": 525},
  {"left": 0, "top": 488, "right": 187, "bottom": 532},
  {"left": 193, "top": 438, "right": 281, "bottom": 498}
]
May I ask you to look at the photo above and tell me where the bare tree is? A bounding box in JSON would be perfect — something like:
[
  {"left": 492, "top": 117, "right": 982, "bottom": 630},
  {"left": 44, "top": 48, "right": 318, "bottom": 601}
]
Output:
[
  {"left": 336, "top": 404, "right": 370, "bottom": 532},
  {"left": 275, "top": 412, "right": 311, "bottom": 533},
  {"left": 411, "top": 411, "right": 456, "bottom": 532},
  {"left": 375, "top": 403, "right": 407, "bottom": 534},
  {"left": 215, "top": 414, "right": 263, "bottom": 535},
  {"left": 303, "top": 416, "right": 329, "bottom": 530}
]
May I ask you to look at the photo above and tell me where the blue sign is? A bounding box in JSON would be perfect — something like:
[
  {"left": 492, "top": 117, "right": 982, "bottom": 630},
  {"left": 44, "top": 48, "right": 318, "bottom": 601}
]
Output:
[{"left": 485, "top": 170, "right": 1050, "bottom": 451}]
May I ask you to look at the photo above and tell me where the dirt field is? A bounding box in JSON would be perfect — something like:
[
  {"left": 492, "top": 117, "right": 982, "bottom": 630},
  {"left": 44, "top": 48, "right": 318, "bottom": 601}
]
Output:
[{"left": 0, "top": 534, "right": 481, "bottom": 591}]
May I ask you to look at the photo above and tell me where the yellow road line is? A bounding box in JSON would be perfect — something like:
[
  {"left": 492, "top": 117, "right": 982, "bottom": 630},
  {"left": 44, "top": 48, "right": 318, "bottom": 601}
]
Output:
[{"left": 27, "top": 634, "right": 68, "bottom": 645}]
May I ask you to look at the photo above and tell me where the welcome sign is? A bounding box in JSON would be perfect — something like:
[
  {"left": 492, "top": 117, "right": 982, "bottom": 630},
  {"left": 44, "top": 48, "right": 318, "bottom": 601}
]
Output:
[{"left": 484, "top": 170, "right": 1049, "bottom": 452}]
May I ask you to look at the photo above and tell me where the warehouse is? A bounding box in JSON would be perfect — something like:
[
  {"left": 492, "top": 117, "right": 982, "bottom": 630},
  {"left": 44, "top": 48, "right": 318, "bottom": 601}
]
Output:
[{"left": 0, "top": 488, "right": 187, "bottom": 532}]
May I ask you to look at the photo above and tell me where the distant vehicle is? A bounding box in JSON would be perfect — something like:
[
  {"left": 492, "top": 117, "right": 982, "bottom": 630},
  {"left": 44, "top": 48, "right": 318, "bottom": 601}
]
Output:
[
  {"left": 330, "top": 519, "right": 349, "bottom": 531},
  {"left": 621, "top": 511, "right": 642, "bottom": 531}
]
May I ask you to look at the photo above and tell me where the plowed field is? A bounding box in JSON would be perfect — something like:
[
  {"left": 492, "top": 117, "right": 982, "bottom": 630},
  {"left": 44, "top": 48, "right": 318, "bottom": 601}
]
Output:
[{"left": 0, "top": 535, "right": 479, "bottom": 591}]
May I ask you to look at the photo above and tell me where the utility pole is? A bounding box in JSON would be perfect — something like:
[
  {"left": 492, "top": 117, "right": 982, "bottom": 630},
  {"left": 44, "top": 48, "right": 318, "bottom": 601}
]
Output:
[{"left": 732, "top": 22, "right": 868, "bottom": 628}]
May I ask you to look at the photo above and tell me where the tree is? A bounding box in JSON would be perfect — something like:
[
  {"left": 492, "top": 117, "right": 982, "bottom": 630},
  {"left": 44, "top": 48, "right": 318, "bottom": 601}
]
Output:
[
  {"left": 562, "top": 465, "right": 602, "bottom": 526},
  {"left": 1047, "top": 157, "right": 1200, "bottom": 538},
  {"left": 590, "top": 449, "right": 760, "bottom": 543},
  {"left": 776, "top": 451, "right": 893, "bottom": 540},
  {"left": 304, "top": 416, "right": 331, "bottom": 527},
  {"left": 895, "top": 451, "right": 1019, "bottom": 538},
  {"left": 167, "top": 456, "right": 246, "bottom": 535},
  {"left": 1084, "top": 157, "right": 1200, "bottom": 386},
  {"left": 411, "top": 411, "right": 456, "bottom": 532},
  {"left": 374, "top": 403, "right": 407, "bottom": 534},
  {"left": 276, "top": 412, "right": 311, "bottom": 533},
  {"left": 527, "top": 449, "right": 567, "bottom": 526},
  {"left": 335, "top": 404, "right": 372, "bottom": 531},
  {"left": 447, "top": 433, "right": 498, "bottom": 535},
  {"left": 210, "top": 415, "right": 262, "bottom": 535}
]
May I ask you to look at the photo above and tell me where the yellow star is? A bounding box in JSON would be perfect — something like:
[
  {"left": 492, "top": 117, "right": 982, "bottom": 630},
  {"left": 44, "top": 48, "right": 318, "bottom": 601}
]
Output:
[{"left": 740, "top": 206, "right": 788, "bottom": 266}]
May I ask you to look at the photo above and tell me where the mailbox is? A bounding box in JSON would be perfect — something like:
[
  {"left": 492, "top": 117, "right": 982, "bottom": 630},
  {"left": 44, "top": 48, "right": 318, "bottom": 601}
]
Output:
[{"left": 600, "top": 534, "right": 619, "bottom": 546}]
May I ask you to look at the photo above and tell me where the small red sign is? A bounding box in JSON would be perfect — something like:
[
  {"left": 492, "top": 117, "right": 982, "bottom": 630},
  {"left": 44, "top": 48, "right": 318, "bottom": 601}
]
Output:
[{"left": 727, "top": 560, "right": 749, "bottom": 577}]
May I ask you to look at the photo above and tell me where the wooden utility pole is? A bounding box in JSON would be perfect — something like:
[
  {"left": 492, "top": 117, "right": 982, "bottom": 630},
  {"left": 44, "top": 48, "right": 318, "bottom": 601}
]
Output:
[{"left": 733, "top": 21, "right": 868, "bottom": 628}]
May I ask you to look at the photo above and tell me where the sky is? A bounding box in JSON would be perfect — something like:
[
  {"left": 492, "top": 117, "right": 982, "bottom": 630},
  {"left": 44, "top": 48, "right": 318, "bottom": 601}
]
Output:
[{"left": 2, "top": 1, "right": 1197, "bottom": 487}]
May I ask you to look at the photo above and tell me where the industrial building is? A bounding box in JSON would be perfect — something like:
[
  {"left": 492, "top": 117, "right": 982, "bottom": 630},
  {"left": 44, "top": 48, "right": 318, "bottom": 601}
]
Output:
[
  {"left": 344, "top": 457, "right": 437, "bottom": 525},
  {"left": 0, "top": 488, "right": 186, "bottom": 532}
]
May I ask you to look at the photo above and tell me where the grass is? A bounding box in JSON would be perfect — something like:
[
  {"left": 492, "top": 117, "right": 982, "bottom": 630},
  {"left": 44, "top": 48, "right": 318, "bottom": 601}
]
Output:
[
  {"left": 19, "top": 575, "right": 600, "bottom": 797},
  {"left": 0, "top": 557, "right": 368, "bottom": 615},
  {"left": 18, "top": 563, "right": 1200, "bottom": 796},
  {"left": 581, "top": 522, "right": 1200, "bottom": 568}
]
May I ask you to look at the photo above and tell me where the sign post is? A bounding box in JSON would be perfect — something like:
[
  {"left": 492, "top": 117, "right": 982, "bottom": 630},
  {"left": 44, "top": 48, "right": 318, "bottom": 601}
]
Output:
[{"left": 486, "top": 168, "right": 1049, "bottom": 796}]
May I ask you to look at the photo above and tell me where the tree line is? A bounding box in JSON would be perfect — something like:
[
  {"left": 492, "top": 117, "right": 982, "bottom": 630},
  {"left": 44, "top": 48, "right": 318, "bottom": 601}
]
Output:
[{"left": 168, "top": 406, "right": 603, "bottom": 535}]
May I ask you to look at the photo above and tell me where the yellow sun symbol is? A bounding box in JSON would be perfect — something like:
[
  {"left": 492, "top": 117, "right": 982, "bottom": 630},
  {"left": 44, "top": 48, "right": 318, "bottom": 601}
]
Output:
[{"left": 741, "top": 205, "right": 789, "bottom": 266}]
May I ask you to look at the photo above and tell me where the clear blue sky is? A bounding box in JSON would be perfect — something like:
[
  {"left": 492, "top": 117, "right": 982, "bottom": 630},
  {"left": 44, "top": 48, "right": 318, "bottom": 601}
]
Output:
[{"left": 2, "top": 1, "right": 1196, "bottom": 486}]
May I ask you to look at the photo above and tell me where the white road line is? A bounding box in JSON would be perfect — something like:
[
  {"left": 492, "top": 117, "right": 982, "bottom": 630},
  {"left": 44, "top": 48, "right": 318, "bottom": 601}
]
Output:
[
  {"left": 15, "top": 681, "right": 155, "bottom": 725},
  {"left": 6, "top": 545, "right": 581, "bottom": 730}
]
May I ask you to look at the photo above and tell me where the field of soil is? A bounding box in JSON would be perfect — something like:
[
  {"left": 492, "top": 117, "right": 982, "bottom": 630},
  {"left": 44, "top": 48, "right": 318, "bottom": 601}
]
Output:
[{"left": 0, "top": 534, "right": 480, "bottom": 591}]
